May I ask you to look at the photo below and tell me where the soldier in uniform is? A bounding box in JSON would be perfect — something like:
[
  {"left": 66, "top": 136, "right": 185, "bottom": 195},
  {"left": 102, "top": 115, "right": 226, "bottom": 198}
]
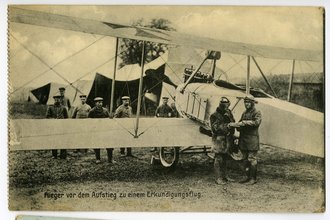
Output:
[
  {"left": 46, "top": 95, "right": 69, "bottom": 159},
  {"left": 114, "top": 96, "right": 133, "bottom": 157},
  {"left": 210, "top": 97, "right": 236, "bottom": 185},
  {"left": 88, "top": 97, "right": 114, "bottom": 164},
  {"left": 155, "top": 96, "right": 173, "bottom": 117},
  {"left": 234, "top": 95, "right": 262, "bottom": 185},
  {"left": 72, "top": 94, "right": 91, "bottom": 119},
  {"left": 72, "top": 94, "right": 91, "bottom": 153},
  {"left": 59, "top": 87, "right": 71, "bottom": 110},
  {"left": 170, "top": 102, "right": 180, "bottom": 118},
  {"left": 151, "top": 96, "right": 173, "bottom": 153}
]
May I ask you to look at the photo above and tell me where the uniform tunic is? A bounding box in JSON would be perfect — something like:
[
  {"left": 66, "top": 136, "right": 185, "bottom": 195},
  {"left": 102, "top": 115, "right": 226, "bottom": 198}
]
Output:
[
  {"left": 210, "top": 107, "right": 235, "bottom": 154},
  {"left": 46, "top": 103, "right": 69, "bottom": 119},
  {"left": 155, "top": 104, "right": 173, "bottom": 117},
  {"left": 72, "top": 103, "right": 91, "bottom": 119},
  {"left": 114, "top": 105, "right": 132, "bottom": 118},
  {"left": 60, "top": 96, "right": 71, "bottom": 109},
  {"left": 171, "top": 106, "right": 180, "bottom": 118},
  {"left": 88, "top": 107, "right": 110, "bottom": 118},
  {"left": 238, "top": 107, "right": 262, "bottom": 151}
]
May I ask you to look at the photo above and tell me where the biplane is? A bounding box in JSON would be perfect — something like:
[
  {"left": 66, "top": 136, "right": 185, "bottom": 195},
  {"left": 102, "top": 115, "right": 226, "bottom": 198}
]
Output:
[{"left": 9, "top": 7, "right": 324, "bottom": 168}]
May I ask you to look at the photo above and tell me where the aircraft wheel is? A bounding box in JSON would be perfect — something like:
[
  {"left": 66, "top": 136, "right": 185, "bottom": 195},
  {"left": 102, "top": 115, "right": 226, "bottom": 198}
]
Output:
[{"left": 159, "top": 147, "right": 180, "bottom": 168}]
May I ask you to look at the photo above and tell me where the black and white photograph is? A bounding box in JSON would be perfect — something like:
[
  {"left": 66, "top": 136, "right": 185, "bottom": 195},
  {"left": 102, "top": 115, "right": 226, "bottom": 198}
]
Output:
[{"left": 8, "top": 5, "right": 324, "bottom": 212}]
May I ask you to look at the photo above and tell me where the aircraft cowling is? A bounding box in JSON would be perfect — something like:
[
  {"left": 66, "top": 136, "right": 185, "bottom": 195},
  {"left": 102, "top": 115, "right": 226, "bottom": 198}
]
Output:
[{"left": 175, "top": 82, "right": 324, "bottom": 158}]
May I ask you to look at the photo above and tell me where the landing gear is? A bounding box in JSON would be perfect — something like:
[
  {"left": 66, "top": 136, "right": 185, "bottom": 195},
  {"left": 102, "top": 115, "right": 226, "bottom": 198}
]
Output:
[{"left": 159, "top": 147, "right": 180, "bottom": 168}]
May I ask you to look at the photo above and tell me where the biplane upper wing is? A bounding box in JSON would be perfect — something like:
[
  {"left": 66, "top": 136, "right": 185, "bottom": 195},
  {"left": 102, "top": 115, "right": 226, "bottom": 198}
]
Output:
[
  {"left": 10, "top": 118, "right": 212, "bottom": 151},
  {"left": 9, "top": 7, "right": 323, "bottom": 62}
]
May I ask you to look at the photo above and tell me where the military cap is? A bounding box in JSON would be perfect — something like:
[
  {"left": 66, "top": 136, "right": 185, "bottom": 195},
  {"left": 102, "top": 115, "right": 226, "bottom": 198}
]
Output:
[
  {"left": 59, "top": 87, "right": 66, "bottom": 91},
  {"left": 79, "top": 94, "right": 87, "bottom": 98},
  {"left": 220, "top": 97, "right": 230, "bottom": 104},
  {"left": 244, "top": 95, "right": 258, "bottom": 103},
  {"left": 53, "top": 95, "right": 61, "bottom": 99},
  {"left": 162, "top": 96, "right": 169, "bottom": 100},
  {"left": 121, "top": 96, "right": 130, "bottom": 100},
  {"left": 94, "top": 97, "right": 103, "bottom": 102}
]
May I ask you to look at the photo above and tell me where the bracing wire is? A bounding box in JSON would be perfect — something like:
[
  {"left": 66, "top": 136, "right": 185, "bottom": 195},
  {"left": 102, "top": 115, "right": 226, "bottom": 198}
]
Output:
[{"left": 10, "top": 32, "right": 106, "bottom": 94}]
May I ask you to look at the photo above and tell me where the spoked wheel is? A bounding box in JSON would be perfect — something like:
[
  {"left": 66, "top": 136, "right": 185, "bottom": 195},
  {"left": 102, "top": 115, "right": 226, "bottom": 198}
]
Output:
[{"left": 159, "top": 147, "right": 180, "bottom": 168}]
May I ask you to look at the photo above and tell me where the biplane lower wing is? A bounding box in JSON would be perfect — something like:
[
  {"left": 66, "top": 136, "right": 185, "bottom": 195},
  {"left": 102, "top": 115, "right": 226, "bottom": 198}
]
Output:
[{"left": 9, "top": 118, "right": 212, "bottom": 151}]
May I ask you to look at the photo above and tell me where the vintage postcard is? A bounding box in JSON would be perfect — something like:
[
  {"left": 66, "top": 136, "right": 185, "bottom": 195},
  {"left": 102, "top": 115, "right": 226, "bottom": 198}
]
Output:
[{"left": 8, "top": 5, "right": 324, "bottom": 212}]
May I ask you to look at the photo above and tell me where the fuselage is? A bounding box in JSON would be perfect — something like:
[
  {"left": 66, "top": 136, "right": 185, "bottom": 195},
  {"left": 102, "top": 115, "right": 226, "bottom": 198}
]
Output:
[{"left": 175, "top": 81, "right": 324, "bottom": 158}]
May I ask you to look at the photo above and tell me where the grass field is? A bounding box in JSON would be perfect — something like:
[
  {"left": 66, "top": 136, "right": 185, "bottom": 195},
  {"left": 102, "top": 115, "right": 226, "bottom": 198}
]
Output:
[{"left": 8, "top": 101, "right": 325, "bottom": 212}]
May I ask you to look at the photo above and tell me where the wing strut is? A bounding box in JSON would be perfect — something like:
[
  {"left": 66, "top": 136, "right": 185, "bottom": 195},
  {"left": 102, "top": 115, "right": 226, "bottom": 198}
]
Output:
[
  {"left": 246, "top": 55, "right": 251, "bottom": 95},
  {"left": 110, "top": 37, "right": 119, "bottom": 114},
  {"left": 251, "top": 56, "right": 278, "bottom": 98},
  {"left": 287, "top": 59, "right": 296, "bottom": 101},
  {"left": 134, "top": 41, "right": 145, "bottom": 138}
]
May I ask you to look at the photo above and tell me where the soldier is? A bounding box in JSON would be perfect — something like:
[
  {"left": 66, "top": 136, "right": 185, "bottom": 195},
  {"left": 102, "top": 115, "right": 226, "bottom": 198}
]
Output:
[
  {"left": 46, "top": 95, "right": 69, "bottom": 159},
  {"left": 114, "top": 96, "right": 133, "bottom": 157},
  {"left": 59, "top": 87, "right": 71, "bottom": 110},
  {"left": 210, "top": 97, "right": 236, "bottom": 185},
  {"left": 72, "top": 94, "right": 91, "bottom": 119},
  {"left": 151, "top": 96, "right": 173, "bottom": 153},
  {"left": 234, "top": 95, "right": 262, "bottom": 185},
  {"left": 170, "top": 102, "right": 180, "bottom": 118},
  {"left": 88, "top": 97, "right": 114, "bottom": 164},
  {"left": 72, "top": 94, "right": 91, "bottom": 153},
  {"left": 155, "top": 96, "right": 173, "bottom": 117}
]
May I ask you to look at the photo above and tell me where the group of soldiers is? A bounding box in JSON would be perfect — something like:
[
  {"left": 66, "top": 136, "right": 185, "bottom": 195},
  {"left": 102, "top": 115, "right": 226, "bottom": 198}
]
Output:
[
  {"left": 210, "top": 95, "right": 262, "bottom": 185},
  {"left": 45, "top": 87, "right": 179, "bottom": 164}
]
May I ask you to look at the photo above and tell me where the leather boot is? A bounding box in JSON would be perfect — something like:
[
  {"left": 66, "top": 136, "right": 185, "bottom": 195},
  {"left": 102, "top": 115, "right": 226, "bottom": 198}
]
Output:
[
  {"left": 107, "top": 148, "right": 115, "bottom": 163},
  {"left": 215, "top": 154, "right": 227, "bottom": 185},
  {"left": 120, "top": 148, "right": 125, "bottom": 156},
  {"left": 59, "top": 149, "right": 67, "bottom": 159},
  {"left": 126, "top": 147, "right": 133, "bottom": 156},
  {"left": 52, "top": 150, "right": 57, "bottom": 159},
  {"left": 214, "top": 158, "right": 221, "bottom": 181},
  {"left": 239, "top": 161, "right": 251, "bottom": 183},
  {"left": 94, "top": 149, "right": 101, "bottom": 163},
  {"left": 246, "top": 165, "right": 257, "bottom": 185}
]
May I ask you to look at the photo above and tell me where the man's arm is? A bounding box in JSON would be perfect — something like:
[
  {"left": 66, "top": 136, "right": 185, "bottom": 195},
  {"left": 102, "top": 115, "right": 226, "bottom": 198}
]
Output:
[
  {"left": 210, "top": 115, "right": 230, "bottom": 135},
  {"left": 104, "top": 108, "right": 110, "bottom": 118},
  {"left": 88, "top": 109, "right": 94, "bottom": 118},
  {"left": 113, "top": 106, "right": 121, "bottom": 118},
  {"left": 167, "top": 106, "right": 173, "bottom": 117},
  {"left": 241, "top": 111, "right": 262, "bottom": 127}
]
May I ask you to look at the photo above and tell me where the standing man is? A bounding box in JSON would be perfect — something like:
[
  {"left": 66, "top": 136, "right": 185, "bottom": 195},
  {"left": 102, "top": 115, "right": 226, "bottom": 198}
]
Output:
[
  {"left": 170, "top": 102, "right": 180, "bottom": 118},
  {"left": 46, "top": 95, "right": 69, "bottom": 159},
  {"left": 114, "top": 96, "right": 133, "bottom": 157},
  {"left": 72, "top": 94, "right": 91, "bottom": 119},
  {"left": 151, "top": 96, "right": 173, "bottom": 153},
  {"left": 155, "top": 96, "right": 172, "bottom": 118},
  {"left": 59, "top": 87, "right": 71, "bottom": 110},
  {"left": 88, "top": 97, "right": 114, "bottom": 164},
  {"left": 72, "top": 94, "right": 91, "bottom": 153},
  {"left": 234, "top": 95, "right": 262, "bottom": 185},
  {"left": 210, "top": 97, "right": 235, "bottom": 185}
]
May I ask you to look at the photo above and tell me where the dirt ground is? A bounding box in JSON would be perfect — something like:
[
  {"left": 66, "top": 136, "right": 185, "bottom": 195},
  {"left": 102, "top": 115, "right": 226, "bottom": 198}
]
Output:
[{"left": 8, "top": 144, "right": 324, "bottom": 212}]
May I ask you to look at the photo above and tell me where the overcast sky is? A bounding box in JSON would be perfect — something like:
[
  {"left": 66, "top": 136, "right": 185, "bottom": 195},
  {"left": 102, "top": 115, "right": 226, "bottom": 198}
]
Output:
[{"left": 9, "top": 5, "right": 324, "bottom": 89}]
